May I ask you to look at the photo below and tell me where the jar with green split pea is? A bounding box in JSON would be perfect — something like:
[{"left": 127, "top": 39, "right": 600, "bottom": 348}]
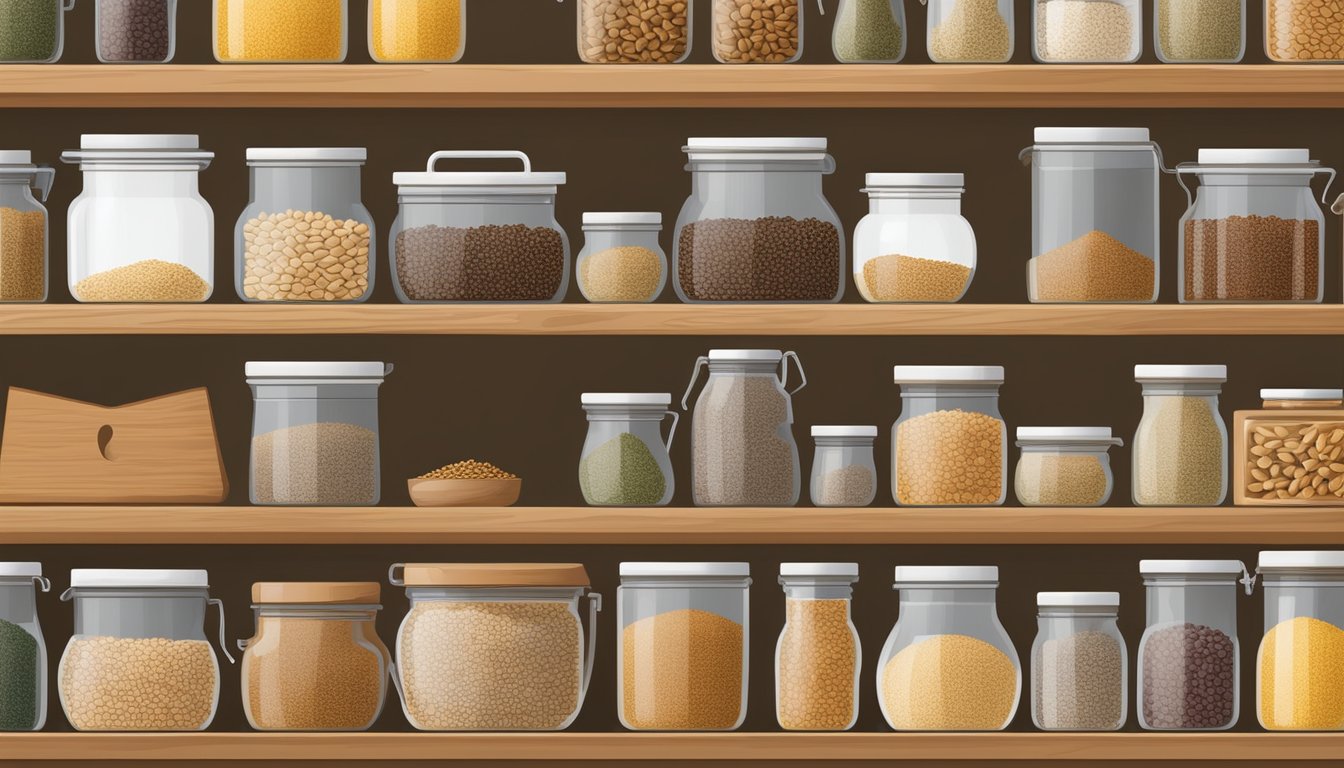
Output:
[
  {"left": 0, "top": 0, "right": 74, "bottom": 62},
  {"left": 579, "top": 393, "right": 678, "bottom": 506},
  {"left": 833, "top": 0, "right": 906, "bottom": 62},
  {"left": 0, "top": 563, "right": 50, "bottom": 731}
]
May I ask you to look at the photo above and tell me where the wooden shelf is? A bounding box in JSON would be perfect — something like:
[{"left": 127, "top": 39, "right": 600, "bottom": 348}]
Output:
[{"left": 0, "top": 64, "right": 1342, "bottom": 108}]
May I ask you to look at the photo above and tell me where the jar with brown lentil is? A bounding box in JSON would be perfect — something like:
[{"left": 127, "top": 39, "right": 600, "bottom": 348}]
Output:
[
  {"left": 853, "top": 174, "right": 975, "bottom": 303},
  {"left": 0, "top": 151, "right": 53, "bottom": 303},
  {"left": 776, "top": 563, "right": 860, "bottom": 731},
  {"left": 576, "top": 212, "right": 667, "bottom": 303},
  {"left": 1032, "top": 592, "right": 1127, "bottom": 731},
  {"left": 1014, "top": 427, "right": 1122, "bottom": 507},
  {"left": 891, "top": 366, "right": 1006, "bottom": 507},
  {"left": 1131, "top": 365, "right": 1227, "bottom": 507}
]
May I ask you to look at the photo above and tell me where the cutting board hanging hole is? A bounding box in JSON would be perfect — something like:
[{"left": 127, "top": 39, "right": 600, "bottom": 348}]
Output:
[{"left": 97, "top": 425, "right": 116, "bottom": 461}]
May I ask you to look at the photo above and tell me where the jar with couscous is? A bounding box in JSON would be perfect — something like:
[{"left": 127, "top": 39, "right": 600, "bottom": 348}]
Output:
[
  {"left": 370, "top": 0, "right": 465, "bottom": 63},
  {"left": 214, "top": 0, "right": 348, "bottom": 62},
  {"left": 576, "top": 213, "right": 667, "bottom": 303},
  {"left": 891, "top": 366, "right": 1006, "bottom": 507},
  {"left": 0, "top": 151, "right": 53, "bottom": 303},
  {"left": 926, "top": 0, "right": 1013, "bottom": 62},
  {"left": 1014, "top": 427, "right": 1122, "bottom": 506},
  {"left": 1255, "top": 551, "right": 1344, "bottom": 731},
  {"left": 853, "top": 173, "right": 976, "bottom": 303}
]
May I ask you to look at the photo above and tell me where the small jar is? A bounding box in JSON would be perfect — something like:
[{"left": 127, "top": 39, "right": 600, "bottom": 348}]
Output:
[
  {"left": 0, "top": 563, "right": 50, "bottom": 732},
  {"left": 1234, "top": 389, "right": 1344, "bottom": 505},
  {"left": 776, "top": 563, "right": 860, "bottom": 731},
  {"left": 0, "top": 151, "right": 53, "bottom": 303},
  {"left": 0, "top": 0, "right": 72, "bottom": 63},
  {"left": 370, "top": 0, "right": 465, "bottom": 62},
  {"left": 833, "top": 0, "right": 906, "bottom": 62},
  {"left": 854, "top": 173, "right": 975, "bottom": 303},
  {"left": 1267, "top": 0, "right": 1344, "bottom": 61},
  {"left": 214, "top": 0, "right": 348, "bottom": 62},
  {"left": 1014, "top": 427, "right": 1123, "bottom": 507},
  {"left": 1132, "top": 365, "right": 1228, "bottom": 507},
  {"left": 1032, "top": 592, "right": 1127, "bottom": 731},
  {"left": 713, "top": 0, "right": 811, "bottom": 62},
  {"left": 96, "top": 0, "right": 177, "bottom": 63},
  {"left": 577, "top": 0, "right": 690, "bottom": 63},
  {"left": 241, "top": 582, "right": 390, "bottom": 732},
  {"left": 576, "top": 212, "right": 667, "bottom": 303},
  {"left": 1154, "top": 0, "right": 1244, "bottom": 62},
  {"left": 1256, "top": 551, "right": 1344, "bottom": 731},
  {"left": 809, "top": 426, "right": 877, "bottom": 507},
  {"left": 927, "top": 0, "right": 1013, "bottom": 63},
  {"left": 892, "top": 366, "right": 1006, "bottom": 507},
  {"left": 1033, "top": 0, "right": 1141, "bottom": 61},
  {"left": 579, "top": 393, "right": 678, "bottom": 507},
  {"left": 1138, "top": 560, "right": 1251, "bottom": 731},
  {"left": 878, "top": 566, "right": 1020, "bottom": 731}
]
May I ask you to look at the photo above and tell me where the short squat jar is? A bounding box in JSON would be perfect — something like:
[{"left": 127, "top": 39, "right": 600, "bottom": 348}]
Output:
[
  {"left": 579, "top": 393, "right": 678, "bottom": 507},
  {"left": 0, "top": 151, "right": 54, "bottom": 302},
  {"left": 776, "top": 563, "right": 860, "bottom": 731},
  {"left": 810, "top": 426, "right": 877, "bottom": 507},
  {"left": 854, "top": 173, "right": 975, "bottom": 303},
  {"left": 892, "top": 365, "right": 1007, "bottom": 507},
  {"left": 833, "top": 0, "right": 905, "bottom": 62},
  {"left": 576, "top": 212, "right": 667, "bottom": 303},
  {"left": 1154, "top": 0, "right": 1244, "bottom": 62},
  {"left": 926, "top": 0, "right": 1013, "bottom": 62},
  {"left": 1032, "top": 592, "right": 1127, "bottom": 731},
  {"left": 0, "top": 563, "right": 50, "bottom": 732},
  {"left": 214, "top": 0, "right": 348, "bottom": 62},
  {"left": 1033, "top": 0, "right": 1141, "bottom": 61},
  {"left": 96, "top": 0, "right": 178, "bottom": 63},
  {"left": 0, "top": 0, "right": 72, "bottom": 62},
  {"left": 1256, "top": 551, "right": 1344, "bottom": 731},
  {"left": 1132, "top": 365, "right": 1228, "bottom": 507},
  {"left": 370, "top": 0, "right": 466, "bottom": 63},
  {"left": 1014, "top": 426, "right": 1122, "bottom": 507}
]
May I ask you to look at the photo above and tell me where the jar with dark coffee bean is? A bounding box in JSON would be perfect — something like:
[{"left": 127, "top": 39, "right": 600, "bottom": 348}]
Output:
[
  {"left": 95, "top": 0, "right": 177, "bottom": 63},
  {"left": 674, "top": 138, "right": 844, "bottom": 303},
  {"left": 390, "top": 150, "right": 570, "bottom": 303}
]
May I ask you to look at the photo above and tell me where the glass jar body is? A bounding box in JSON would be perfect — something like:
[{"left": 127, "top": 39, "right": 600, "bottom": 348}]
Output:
[
  {"left": 690, "top": 362, "right": 801, "bottom": 506},
  {"left": 578, "top": 0, "right": 690, "bottom": 63},
  {"left": 926, "top": 0, "right": 1013, "bottom": 62},
  {"left": 370, "top": 0, "right": 466, "bottom": 63},
  {"left": 96, "top": 0, "right": 178, "bottom": 63},
  {"left": 1015, "top": 444, "right": 1115, "bottom": 506},
  {"left": 580, "top": 404, "right": 676, "bottom": 507},
  {"left": 0, "top": 179, "right": 49, "bottom": 302},
  {"left": 214, "top": 0, "right": 349, "bottom": 62},
  {"left": 0, "top": 578, "right": 47, "bottom": 731},
  {"left": 576, "top": 226, "right": 667, "bottom": 303},
  {"left": 1258, "top": 576, "right": 1344, "bottom": 730},
  {"left": 1032, "top": 0, "right": 1142, "bottom": 61},
  {"left": 1267, "top": 0, "right": 1344, "bottom": 60},
  {"left": 1132, "top": 384, "right": 1228, "bottom": 506},
  {"left": 712, "top": 0, "right": 804, "bottom": 62},
  {"left": 1154, "top": 0, "right": 1244, "bottom": 62},
  {"left": 891, "top": 385, "right": 1006, "bottom": 506},
  {"left": 775, "top": 582, "right": 859, "bottom": 730},
  {"left": 1031, "top": 610, "right": 1127, "bottom": 730},
  {"left": 1234, "top": 400, "right": 1344, "bottom": 505},
  {"left": 854, "top": 196, "right": 975, "bottom": 303},
  {"left": 810, "top": 437, "right": 877, "bottom": 507},
  {"left": 833, "top": 0, "right": 906, "bottom": 62},
  {"left": 1138, "top": 580, "right": 1240, "bottom": 730},
  {"left": 0, "top": 0, "right": 68, "bottom": 63}
]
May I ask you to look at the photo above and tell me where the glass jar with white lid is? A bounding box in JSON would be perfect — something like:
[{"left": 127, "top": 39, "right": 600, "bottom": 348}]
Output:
[
  {"left": 579, "top": 393, "right": 678, "bottom": 507},
  {"left": 1032, "top": 591, "right": 1127, "bottom": 731},
  {"left": 891, "top": 365, "right": 1006, "bottom": 507},
  {"left": 810, "top": 426, "right": 877, "bottom": 507},
  {"left": 576, "top": 212, "right": 666, "bottom": 303},
  {"left": 0, "top": 151, "right": 54, "bottom": 302},
  {"left": 0, "top": 563, "right": 50, "bottom": 732},
  {"left": 1132, "top": 364, "right": 1228, "bottom": 507},
  {"left": 1255, "top": 551, "right": 1344, "bottom": 731},
  {"left": 776, "top": 562, "right": 860, "bottom": 731},
  {"left": 926, "top": 0, "right": 1013, "bottom": 62},
  {"left": 1033, "top": 0, "right": 1141, "bottom": 61},
  {"left": 854, "top": 173, "right": 975, "bottom": 303},
  {"left": 1014, "top": 427, "right": 1123, "bottom": 507}
]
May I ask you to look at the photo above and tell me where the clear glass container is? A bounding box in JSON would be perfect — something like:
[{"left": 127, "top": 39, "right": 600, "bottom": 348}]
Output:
[
  {"left": 0, "top": 0, "right": 72, "bottom": 63},
  {"left": 1138, "top": 560, "right": 1251, "bottom": 731},
  {"left": 1235, "top": 389, "right": 1344, "bottom": 505},
  {"left": 576, "top": 212, "right": 667, "bottom": 303},
  {"left": 713, "top": 0, "right": 812, "bottom": 62},
  {"left": 682, "top": 349, "right": 806, "bottom": 507},
  {"left": 389, "top": 563, "right": 600, "bottom": 731},
  {"left": 57, "top": 569, "right": 232, "bottom": 732},
  {"left": 1021, "top": 128, "right": 1161, "bottom": 303},
  {"left": 775, "top": 563, "right": 860, "bottom": 731},
  {"left": 236, "top": 148, "right": 374, "bottom": 303},
  {"left": 877, "top": 566, "right": 1020, "bottom": 731},
  {"left": 390, "top": 150, "right": 569, "bottom": 303},
  {"left": 1256, "top": 551, "right": 1344, "bottom": 731},
  {"left": 618, "top": 562, "right": 750, "bottom": 731},
  {"left": 833, "top": 0, "right": 905, "bottom": 62},
  {"left": 1031, "top": 592, "right": 1127, "bottom": 731},
  {"left": 891, "top": 366, "right": 1006, "bottom": 507},
  {"left": 1014, "top": 426, "right": 1122, "bottom": 507},
  {"left": 1154, "top": 0, "right": 1244, "bottom": 62},
  {"left": 854, "top": 173, "right": 975, "bottom": 303},
  {"left": 809, "top": 426, "right": 877, "bottom": 507},
  {"left": 1132, "top": 365, "right": 1228, "bottom": 507},
  {"left": 0, "top": 151, "right": 53, "bottom": 303},
  {"left": 241, "top": 582, "right": 390, "bottom": 732},
  {"left": 370, "top": 0, "right": 465, "bottom": 62},
  {"left": 579, "top": 393, "right": 678, "bottom": 507},
  {"left": 1032, "top": 0, "right": 1141, "bottom": 61},
  {"left": 1176, "top": 149, "right": 1332, "bottom": 303},
  {"left": 96, "top": 0, "right": 177, "bottom": 63},
  {"left": 61, "top": 134, "right": 214, "bottom": 303},
  {"left": 926, "top": 0, "right": 1012, "bottom": 62},
  {"left": 214, "top": 0, "right": 348, "bottom": 62},
  {"left": 1267, "top": 0, "right": 1344, "bottom": 61},
  {"left": 674, "top": 138, "right": 843, "bottom": 303},
  {"left": 0, "top": 564, "right": 49, "bottom": 732},
  {"left": 246, "top": 361, "right": 393, "bottom": 506},
  {"left": 577, "top": 0, "right": 690, "bottom": 63}
]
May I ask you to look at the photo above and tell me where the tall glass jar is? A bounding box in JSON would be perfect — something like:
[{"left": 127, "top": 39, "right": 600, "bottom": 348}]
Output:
[
  {"left": 1014, "top": 427, "right": 1123, "bottom": 507},
  {"left": 236, "top": 148, "right": 374, "bottom": 303},
  {"left": 1176, "top": 149, "right": 1332, "bottom": 303},
  {"left": 833, "top": 0, "right": 905, "bottom": 62},
  {"left": 854, "top": 173, "right": 975, "bottom": 303},
  {"left": 214, "top": 0, "right": 348, "bottom": 62},
  {"left": 674, "top": 138, "right": 843, "bottom": 303},
  {"left": 1256, "top": 551, "right": 1344, "bottom": 731},
  {"left": 576, "top": 212, "right": 667, "bottom": 303},
  {"left": 776, "top": 562, "right": 860, "bottom": 731},
  {"left": 892, "top": 366, "right": 1006, "bottom": 507},
  {"left": 927, "top": 0, "right": 1012, "bottom": 62},
  {"left": 1033, "top": 0, "right": 1141, "bottom": 61},
  {"left": 0, "top": 151, "right": 53, "bottom": 303},
  {"left": 878, "top": 566, "right": 1020, "bottom": 731},
  {"left": 810, "top": 426, "right": 878, "bottom": 507},
  {"left": 61, "top": 134, "right": 214, "bottom": 303},
  {"left": 370, "top": 0, "right": 466, "bottom": 63},
  {"left": 1234, "top": 389, "right": 1344, "bottom": 505},
  {"left": 682, "top": 349, "right": 806, "bottom": 507},
  {"left": 1032, "top": 592, "right": 1127, "bottom": 731},
  {"left": 1132, "top": 365, "right": 1228, "bottom": 507},
  {"left": 1267, "top": 0, "right": 1344, "bottom": 61},
  {"left": 1154, "top": 0, "right": 1244, "bottom": 62},
  {"left": 579, "top": 393, "right": 678, "bottom": 507},
  {"left": 577, "top": 0, "right": 690, "bottom": 62},
  {"left": 95, "top": 0, "right": 178, "bottom": 63},
  {"left": 0, "top": 0, "right": 72, "bottom": 62},
  {"left": 0, "top": 563, "right": 49, "bottom": 732},
  {"left": 1138, "top": 560, "right": 1251, "bottom": 731},
  {"left": 713, "top": 0, "right": 813, "bottom": 62}
]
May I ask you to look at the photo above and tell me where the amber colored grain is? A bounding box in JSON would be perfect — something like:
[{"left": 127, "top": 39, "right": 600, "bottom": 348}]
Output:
[
  {"left": 859, "top": 254, "right": 971, "bottom": 302},
  {"left": 1029, "top": 230, "right": 1154, "bottom": 302},
  {"left": 60, "top": 636, "right": 217, "bottom": 731},
  {"left": 880, "top": 633, "right": 1019, "bottom": 731},
  {"left": 622, "top": 608, "right": 744, "bottom": 730},
  {"left": 1267, "top": 0, "right": 1344, "bottom": 60},
  {"left": 895, "top": 409, "right": 1005, "bottom": 505},
  {"left": 777, "top": 598, "right": 858, "bottom": 731},
  {"left": 245, "top": 617, "right": 386, "bottom": 731},
  {"left": 0, "top": 207, "right": 44, "bottom": 301},
  {"left": 74, "top": 259, "right": 210, "bottom": 303},
  {"left": 1259, "top": 616, "right": 1344, "bottom": 730}
]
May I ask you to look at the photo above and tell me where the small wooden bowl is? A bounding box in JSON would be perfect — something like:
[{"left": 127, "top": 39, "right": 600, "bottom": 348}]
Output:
[{"left": 407, "top": 477, "right": 522, "bottom": 508}]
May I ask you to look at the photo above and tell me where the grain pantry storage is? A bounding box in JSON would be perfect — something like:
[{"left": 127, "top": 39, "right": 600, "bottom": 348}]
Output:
[
  {"left": 579, "top": 393, "right": 678, "bottom": 506},
  {"left": 775, "top": 563, "right": 860, "bottom": 731},
  {"left": 809, "top": 426, "right": 878, "bottom": 507},
  {"left": 369, "top": 0, "right": 465, "bottom": 62},
  {"left": 1234, "top": 389, "right": 1344, "bottom": 505},
  {"left": 1267, "top": 0, "right": 1344, "bottom": 60},
  {"left": 713, "top": 0, "right": 808, "bottom": 62},
  {"left": 891, "top": 366, "right": 1006, "bottom": 506},
  {"left": 926, "top": 0, "right": 1012, "bottom": 62},
  {"left": 214, "top": 0, "right": 348, "bottom": 62},
  {"left": 852, "top": 174, "right": 975, "bottom": 303},
  {"left": 0, "top": 0, "right": 71, "bottom": 62},
  {"left": 0, "top": 563, "right": 49, "bottom": 732},
  {"left": 0, "top": 151, "right": 53, "bottom": 302},
  {"left": 577, "top": 0, "right": 690, "bottom": 63},
  {"left": 576, "top": 212, "right": 667, "bottom": 303},
  {"left": 1032, "top": 592, "right": 1127, "bottom": 731},
  {"left": 1033, "top": 0, "right": 1141, "bottom": 61},
  {"left": 1255, "top": 551, "right": 1344, "bottom": 731},
  {"left": 619, "top": 562, "right": 750, "bottom": 731},
  {"left": 1131, "top": 365, "right": 1228, "bottom": 506},
  {"left": 95, "top": 0, "right": 177, "bottom": 63},
  {"left": 1154, "top": 0, "right": 1244, "bottom": 62},
  {"left": 1014, "top": 427, "right": 1122, "bottom": 506},
  {"left": 832, "top": 0, "right": 906, "bottom": 62},
  {"left": 391, "top": 563, "right": 600, "bottom": 731}
]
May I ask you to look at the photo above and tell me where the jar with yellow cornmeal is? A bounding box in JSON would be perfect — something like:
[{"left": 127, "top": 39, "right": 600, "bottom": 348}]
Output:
[
  {"left": 1256, "top": 551, "right": 1344, "bottom": 731},
  {"left": 370, "top": 0, "right": 465, "bottom": 62},
  {"left": 214, "top": 0, "right": 348, "bottom": 62}
]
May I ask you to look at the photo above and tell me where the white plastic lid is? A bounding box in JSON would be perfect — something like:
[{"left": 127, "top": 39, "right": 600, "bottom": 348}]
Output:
[
  {"left": 582, "top": 212, "right": 661, "bottom": 226},
  {"left": 1258, "top": 551, "right": 1344, "bottom": 571},
  {"left": 1140, "top": 559, "right": 1246, "bottom": 576},
  {"left": 246, "top": 361, "right": 390, "bottom": 379},
  {"left": 812, "top": 425, "right": 878, "bottom": 438},
  {"left": 0, "top": 563, "right": 41, "bottom": 577},
  {"left": 1196, "top": 148, "right": 1313, "bottom": 166},
  {"left": 893, "top": 365, "right": 1004, "bottom": 384},
  {"left": 687, "top": 137, "right": 827, "bottom": 151},
  {"left": 1261, "top": 389, "right": 1343, "bottom": 400},
  {"left": 865, "top": 173, "right": 964, "bottom": 188},
  {"left": 781, "top": 563, "right": 859, "bottom": 578},
  {"left": 246, "top": 148, "right": 367, "bottom": 164},
  {"left": 1037, "top": 591, "right": 1120, "bottom": 607},
  {"left": 581, "top": 393, "right": 671, "bottom": 406},
  {"left": 0, "top": 151, "right": 32, "bottom": 166},
  {"left": 1034, "top": 127, "right": 1150, "bottom": 144},
  {"left": 63, "top": 134, "right": 213, "bottom": 165},
  {"left": 70, "top": 569, "right": 209, "bottom": 588},
  {"left": 1134, "top": 364, "right": 1227, "bottom": 383},
  {"left": 620, "top": 562, "right": 750, "bottom": 577},
  {"left": 81, "top": 134, "right": 199, "bottom": 150},
  {"left": 393, "top": 150, "right": 566, "bottom": 188},
  {"left": 893, "top": 565, "right": 998, "bottom": 584},
  {"left": 1016, "top": 426, "right": 1119, "bottom": 443},
  {"left": 709, "top": 349, "right": 783, "bottom": 362}
]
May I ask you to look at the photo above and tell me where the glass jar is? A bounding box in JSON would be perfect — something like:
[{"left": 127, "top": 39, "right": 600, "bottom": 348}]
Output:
[
  {"left": 579, "top": 393, "right": 678, "bottom": 507},
  {"left": 1176, "top": 149, "right": 1332, "bottom": 303},
  {"left": 1032, "top": 592, "right": 1127, "bottom": 731},
  {"left": 0, "top": 0, "right": 72, "bottom": 62},
  {"left": 577, "top": 212, "right": 666, "bottom": 303},
  {"left": 776, "top": 563, "right": 860, "bottom": 731},
  {"left": 1256, "top": 551, "right": 1344, "bottom": 731},
  {"left": 891, "top": 366, "right": 1006, "bottom": 507},
  {"left": 0, "top": 151, "right": 53, "bottom": 303},
  {"left": 1235, "top": 389, "right": 1344, "bottom": 505},
  {"left": 236, "top": 148, "right": 374, "bottom": 303},
  {"left": 1021, "top": 128, "right": 1161, "bottom": 303},
  {"left": 240, "top": 582, "right": 390, "bottom": 732},
  {"left": 389, "top": 563, "right": 600, "bottom": 731},
  {"left": 1138, "top": 560, "right": 1251, "bottom": 731},
  {"left": 682, "top": 349, "right": 806, "bottom": 507},
  {"left": 96, "top": 0, "right": 177, "bottom": 63},
  {"left": 618, "top": 562, "right": 750, "bottom": 731},
  {"left": 246, "top": 361, "right": 393, "bottom": 506},
  {"left": 1267, "top": 0, "right": 1344, "bottom": 61},
  {"left": 390, "top": 150, "right": 569, "bottom": 303},
  {"left": 810, "top": 426, "right": 877, "bottom": 507},
  {"left": 713, "top": 0, "right": 813, "bottom": 62},
  {"left": 214, "top": 0, "right": 348, "bottom": 62},
  {"left": 674, "top": 138, "right": 843, "bottom": 303},
  {"left": 1132, "top": 365, "right": 1228, "bottom": 507},
  {"left": 0, "top": 563, "right": 49, "bottom": 732},
  {"left": 577, "top": 0, "right": 690, "bottom": 63},
  {"left": 1014, "top": 427, "right": 1123, "bottom": 507},
  {"left": 370, "top": 0, "right": 465, "bottom": 62},
  {"left": 833, "top": 0, "right": 905, "bottom": 62},
  {"left": 1155, "top": 0, "right": 1244, "bottom": 62},
  {"left": 61, "top": 134, "right": 214, "bottom": 303},
  {"left": 926, "top": 0, "right": 1012, "bottom": 62},
  {"left": 878, "top": 566, "right": 1020, "bottom": 731},
  {"left": 1033, "top": 0, "right": 1141, "bottom": 61},
  {"left": 57, "top": 569, "right": 232, "bottom": 732},
  {"left": 854, "top": 173, "right": 975, "bottom": 303}
]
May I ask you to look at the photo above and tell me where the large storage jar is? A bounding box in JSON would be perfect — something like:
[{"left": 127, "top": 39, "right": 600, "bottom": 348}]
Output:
[
  {"left": 95, "top": 0, "right": 177, "bottom": 63},
  {"left": 0, "top": 563, "right": 49, "bottom": 731},
  {"left": 891, "top": 366, "right": 1006, "bottom": 507},
  {"left": 926, "top": 0, "right": 1012, "bottom": 62},
  {"left": 390, "top": 150, "right": 569, "bottom": 303},
  {"left": 713, "top": 0, "right": 810, "bottom": 62},
  {"left": 0, "top": 0, "right": 72, "bottom": 62},
  {"left": 1033, "top": 0, "right": 1141, "bottom": 61},
  {"left": 390, "top": 563, "right": 600, "bottom": 731},
  {"left": 832, "top": 0, "right": 905, "bottom": 62},
  {"left": 1256, "top": 551, "right": 1344, "bottom": 731},
  {"left": 62, "top": 134, "right": 214, "bottom": 303},
  {"left": 580, "top": 393, "right": 678, "bottom": 507},
  {"left": 1032, "top": 592, "right": 1127, "bottom": 731},
  {"left": 576, "top": 212, "right": 666, "bottom": 303},
  {"left": 1234, "top": 389, "right": 1344, "bottom": 505},
  {"left": 1154, "top": 0, "right": 1244, "bottom": 62},
  {"left": 1267, "top": 0, "right": 1344, "bottom": 61},
  {"left": 776, "top": 562, "right": 860, "bottom": 731},
  {"left": 247, "top": 361, "right": 392, "bottom": 506},
  {"left": 214, "top": 0, "right": 348, "bottom": 62},
  {"left": 877, "top": 566, "right": 1020, "bottom": 731},
  {"left": 810, "top": 426, "right": 878, "bottom": 507},
  {"left": 58, "top": 569, "right": 231, "bottom": 732},
  {"left": 674, "top": 138, "right": 843, "bottom": 303},
  {"left": 1014, "top": 427, "right": 1122, "bottom": 507},
  {"left": 0, "top": 151, "right": 53, "bottom": 303},
  {"left": 577, "top": 0, "right": 690, "bottom": 63},
  {"left": 618, "top": 562, "right": 750, "bottom": 731},
  {"left": 853, "top": 173, "right": 975, "bottom": 303},
  {"left": 370, "top": 0, "right": 465, "bottom": 62},
  {"left": 1132, "top": 365, "right": 1228, "bottom": 506}
]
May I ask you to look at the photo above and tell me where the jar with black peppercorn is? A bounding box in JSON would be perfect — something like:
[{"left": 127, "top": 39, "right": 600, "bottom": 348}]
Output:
[{"left": 95, "top": 0, "right": 177, "bottom": 63}]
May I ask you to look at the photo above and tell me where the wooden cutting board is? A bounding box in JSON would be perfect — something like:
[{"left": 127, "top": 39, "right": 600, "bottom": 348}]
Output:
[{"left": 0, "top": 387, "right": 228, "bottom": 503}]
